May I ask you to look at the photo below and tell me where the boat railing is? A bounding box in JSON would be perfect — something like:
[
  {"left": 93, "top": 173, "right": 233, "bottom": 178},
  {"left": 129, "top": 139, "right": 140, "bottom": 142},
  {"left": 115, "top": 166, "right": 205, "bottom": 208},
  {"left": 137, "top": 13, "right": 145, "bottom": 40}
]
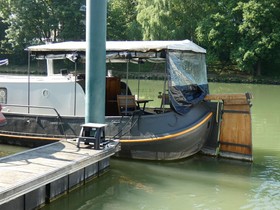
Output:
[
  {"left": 2, "top": 104, "right": 62, "bottom": 117},
  {"left": 1, "top": 104, "right": 67, "bottom": 139}
]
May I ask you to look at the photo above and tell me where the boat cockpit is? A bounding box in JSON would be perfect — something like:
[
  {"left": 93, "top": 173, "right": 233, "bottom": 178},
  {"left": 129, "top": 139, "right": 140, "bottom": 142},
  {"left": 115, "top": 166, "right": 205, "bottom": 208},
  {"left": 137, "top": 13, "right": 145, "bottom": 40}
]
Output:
[{"left": 22, "top": 40, "right": 209, "bottom": 117}]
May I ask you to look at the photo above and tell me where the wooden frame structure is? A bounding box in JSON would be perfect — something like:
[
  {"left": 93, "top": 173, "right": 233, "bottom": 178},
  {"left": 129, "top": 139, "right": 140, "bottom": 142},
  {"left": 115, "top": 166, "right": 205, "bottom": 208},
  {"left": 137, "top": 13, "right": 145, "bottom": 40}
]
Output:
[{"left": 205, "top": 93, "right": 253, "bottom": 161}]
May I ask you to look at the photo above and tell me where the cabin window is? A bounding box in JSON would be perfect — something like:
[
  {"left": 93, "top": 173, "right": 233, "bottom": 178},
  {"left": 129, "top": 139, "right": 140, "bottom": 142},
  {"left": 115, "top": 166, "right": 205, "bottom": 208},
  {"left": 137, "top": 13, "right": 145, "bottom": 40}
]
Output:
[
  {"left": 167, "top": 51, "right": 207, "bottom": 87},
  {"left": 0, "top": 88, "right": 7, "bottom": 104}
]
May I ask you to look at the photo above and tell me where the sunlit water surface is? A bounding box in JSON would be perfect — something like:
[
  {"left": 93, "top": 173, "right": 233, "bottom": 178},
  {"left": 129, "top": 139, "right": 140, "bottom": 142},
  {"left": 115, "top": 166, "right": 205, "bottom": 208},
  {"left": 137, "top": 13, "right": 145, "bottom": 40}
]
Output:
[
  {"left": 0, "top": 144, "right": 29, "bottom": 157},
  {"left": 35, "top": 82, "right": 280, "bottom": 210}
]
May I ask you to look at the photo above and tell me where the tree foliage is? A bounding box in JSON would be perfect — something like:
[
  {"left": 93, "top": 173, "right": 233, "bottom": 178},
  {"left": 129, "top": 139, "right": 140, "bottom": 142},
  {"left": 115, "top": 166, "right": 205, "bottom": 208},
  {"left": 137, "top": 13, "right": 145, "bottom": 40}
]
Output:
[
  {"left": 234, "top": 0, "right": 280, "bottom": 75},
  {"left": 0, "top": 0, "right": 85, "bottom": 63},
  {"left": 107, "top": 0, "right": 142, "bottom": 40},
  {"left": 196, "top": 1, "right": 241, "bottom": 65},
  {"left": 196, "top": 0, "right": 280, "bottom": 75},
  {"left": 136, "top": 0, "right": 207, "bottom": 41},
  {"left": 0, "top": 0, "right": 280, "bottom": 75}
]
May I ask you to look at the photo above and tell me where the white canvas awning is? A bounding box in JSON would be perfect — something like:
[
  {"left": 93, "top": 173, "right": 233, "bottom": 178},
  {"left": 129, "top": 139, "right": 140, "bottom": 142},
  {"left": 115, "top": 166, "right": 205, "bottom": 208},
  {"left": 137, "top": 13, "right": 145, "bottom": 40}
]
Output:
[{"left": 27, "top": 40, "right": 206, "bottom": 54}]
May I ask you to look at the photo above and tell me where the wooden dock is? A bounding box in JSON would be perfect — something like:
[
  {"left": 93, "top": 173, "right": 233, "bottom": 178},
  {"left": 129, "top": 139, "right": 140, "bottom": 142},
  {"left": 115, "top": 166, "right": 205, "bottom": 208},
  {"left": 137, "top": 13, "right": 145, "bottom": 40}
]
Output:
[{"left": 0, "top": 140, "right": 120, "bottom": 210}]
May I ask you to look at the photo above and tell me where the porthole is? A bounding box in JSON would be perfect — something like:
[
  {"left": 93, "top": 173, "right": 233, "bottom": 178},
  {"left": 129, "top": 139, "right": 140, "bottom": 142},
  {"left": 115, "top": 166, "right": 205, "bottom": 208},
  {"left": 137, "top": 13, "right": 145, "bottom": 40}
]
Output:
[
  {"left": 0, "top": 88, "right": 7, "bottom": 104},
  {"left": 42, "top": 89, "right": 50, "bottom": 98}
]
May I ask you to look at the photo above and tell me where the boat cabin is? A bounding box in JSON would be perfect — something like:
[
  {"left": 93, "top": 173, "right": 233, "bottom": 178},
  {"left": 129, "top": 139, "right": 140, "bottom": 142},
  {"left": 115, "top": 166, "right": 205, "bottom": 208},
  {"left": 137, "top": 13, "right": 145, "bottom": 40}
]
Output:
[{"left": 1, "top": 40, "right": 209, "bottom": 117}]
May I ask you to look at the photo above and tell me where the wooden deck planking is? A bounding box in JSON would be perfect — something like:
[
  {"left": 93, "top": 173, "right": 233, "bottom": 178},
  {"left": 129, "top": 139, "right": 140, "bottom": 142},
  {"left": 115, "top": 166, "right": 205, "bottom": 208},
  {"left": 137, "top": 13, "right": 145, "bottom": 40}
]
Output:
[
  {"left": 0, "top": 140, "right": 119, "bottom": 206},
  {"left": 204, "top": 93, "right": 253, "bottom": 161}
]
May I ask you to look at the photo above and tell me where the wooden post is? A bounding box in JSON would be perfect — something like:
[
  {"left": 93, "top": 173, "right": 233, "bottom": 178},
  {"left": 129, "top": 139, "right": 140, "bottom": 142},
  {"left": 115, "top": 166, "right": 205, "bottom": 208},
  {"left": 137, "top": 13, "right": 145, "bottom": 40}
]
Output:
[{"left": 204, "top": 93, "right": 253, "bottom": 161}]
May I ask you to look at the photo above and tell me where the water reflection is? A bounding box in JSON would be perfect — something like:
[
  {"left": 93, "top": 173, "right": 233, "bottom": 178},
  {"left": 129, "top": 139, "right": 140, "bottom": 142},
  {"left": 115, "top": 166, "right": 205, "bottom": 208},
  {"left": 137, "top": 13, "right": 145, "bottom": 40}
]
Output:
[
  {"left": 41, "top": 155, "right": 280, "bottom": 210},
  {"left": 244, "top": 156, "right": 280, "bottom": 209},
  {"left": 42, "top": 157, "right": 257, "bottom": 210},
  {"left": 0, "top": 144, "right": 29, "bottom": 157}
]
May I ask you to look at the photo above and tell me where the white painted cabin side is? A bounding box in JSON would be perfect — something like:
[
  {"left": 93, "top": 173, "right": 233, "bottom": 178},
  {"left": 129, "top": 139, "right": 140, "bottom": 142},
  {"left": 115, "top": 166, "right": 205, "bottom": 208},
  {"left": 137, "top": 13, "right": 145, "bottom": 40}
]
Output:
[{"left": 0, "top": 74, "right": 85, "bottom": 116}]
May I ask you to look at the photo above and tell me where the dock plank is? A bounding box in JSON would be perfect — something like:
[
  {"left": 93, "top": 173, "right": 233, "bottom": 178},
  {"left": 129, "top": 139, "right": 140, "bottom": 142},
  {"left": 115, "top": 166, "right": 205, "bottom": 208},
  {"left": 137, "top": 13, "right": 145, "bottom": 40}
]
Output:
[{"left": 0, "top": 140, "right": 119, "bottom": 205}]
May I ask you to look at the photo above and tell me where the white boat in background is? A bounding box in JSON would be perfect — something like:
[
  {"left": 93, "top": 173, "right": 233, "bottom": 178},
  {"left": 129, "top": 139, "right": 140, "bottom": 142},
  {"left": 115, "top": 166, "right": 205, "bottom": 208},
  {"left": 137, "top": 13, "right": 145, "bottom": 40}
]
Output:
[{"left": 0, "top": 40, "right": 253, "bottom": 161}]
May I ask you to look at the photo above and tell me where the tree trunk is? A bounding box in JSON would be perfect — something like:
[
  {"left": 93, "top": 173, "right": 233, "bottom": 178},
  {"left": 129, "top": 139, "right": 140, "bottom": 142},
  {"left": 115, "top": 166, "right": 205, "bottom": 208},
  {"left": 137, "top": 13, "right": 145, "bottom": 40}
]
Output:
[{"left": 256, "top": 61, "right": 262, "bottom": 76}]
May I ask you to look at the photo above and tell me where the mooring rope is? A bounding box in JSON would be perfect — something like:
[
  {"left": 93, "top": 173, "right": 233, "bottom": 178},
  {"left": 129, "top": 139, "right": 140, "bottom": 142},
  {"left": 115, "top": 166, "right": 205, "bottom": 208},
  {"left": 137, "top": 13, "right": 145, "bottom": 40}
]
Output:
[{"left": 110, "top": 110, "right": 143, "bottom": 140}]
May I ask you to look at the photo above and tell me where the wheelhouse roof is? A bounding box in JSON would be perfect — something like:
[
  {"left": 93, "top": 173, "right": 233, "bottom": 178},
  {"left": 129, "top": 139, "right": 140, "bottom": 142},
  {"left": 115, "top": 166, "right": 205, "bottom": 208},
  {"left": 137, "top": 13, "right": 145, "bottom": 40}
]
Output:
[{"left": 27, "top": 40, "right": 206, "bottom": 54}]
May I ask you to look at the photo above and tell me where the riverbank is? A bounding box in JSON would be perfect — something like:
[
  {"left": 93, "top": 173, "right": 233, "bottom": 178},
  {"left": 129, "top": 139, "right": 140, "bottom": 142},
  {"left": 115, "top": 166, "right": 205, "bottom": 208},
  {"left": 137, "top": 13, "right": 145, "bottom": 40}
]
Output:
[
  {"left": 1, "top": 65, "right": 280, "bottom": 85},
  {"left": 114, "top": 70, "right": 280, "bottom": 85},
  {"left": 208, "top": 71, "right": 280, "bottom": 85}
]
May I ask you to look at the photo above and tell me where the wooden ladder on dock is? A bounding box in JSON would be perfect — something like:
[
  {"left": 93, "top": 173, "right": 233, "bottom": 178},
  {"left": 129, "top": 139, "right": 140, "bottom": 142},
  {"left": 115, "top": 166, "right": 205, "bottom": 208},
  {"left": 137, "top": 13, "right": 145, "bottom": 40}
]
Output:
[{"left": 205, "top": 93, "right": 253, "bottom": 161}]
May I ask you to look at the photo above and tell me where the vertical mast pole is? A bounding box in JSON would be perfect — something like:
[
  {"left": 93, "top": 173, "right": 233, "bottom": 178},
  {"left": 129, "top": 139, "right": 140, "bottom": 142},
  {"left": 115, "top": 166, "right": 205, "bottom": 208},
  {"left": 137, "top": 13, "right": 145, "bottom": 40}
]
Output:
[
  {"left": 27, "top": 51, "right": 31, "bottom": 114},
  {"left": 85, "top": 0, "right": 107, "bottom": 123}
]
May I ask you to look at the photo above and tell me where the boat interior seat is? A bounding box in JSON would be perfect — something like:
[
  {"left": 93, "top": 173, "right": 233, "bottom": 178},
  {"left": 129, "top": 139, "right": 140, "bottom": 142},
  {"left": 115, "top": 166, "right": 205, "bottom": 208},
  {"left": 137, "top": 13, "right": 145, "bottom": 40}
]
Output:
[
  {"left": 117, "top": 95, "right": 138, "bottom": 116},
  {"left": 154, "top": 93, "right": 170, "bottom": 114}
]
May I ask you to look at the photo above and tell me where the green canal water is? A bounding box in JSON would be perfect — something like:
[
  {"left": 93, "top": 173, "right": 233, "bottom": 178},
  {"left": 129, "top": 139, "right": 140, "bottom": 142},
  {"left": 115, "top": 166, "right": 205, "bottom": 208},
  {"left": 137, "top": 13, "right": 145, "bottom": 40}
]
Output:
[
  {"left": 0, "top": 144, "right": 29, "bottom": 157},
  {"left": 3, "top": 82, "right": 280, "bottom": 210}
]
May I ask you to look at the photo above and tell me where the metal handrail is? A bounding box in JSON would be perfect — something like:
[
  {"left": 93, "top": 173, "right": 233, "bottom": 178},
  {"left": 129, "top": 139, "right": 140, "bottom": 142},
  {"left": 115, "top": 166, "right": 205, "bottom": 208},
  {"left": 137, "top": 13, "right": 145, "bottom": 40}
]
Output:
[
  {"left": 2, "top": 104, "right": 61, "bottom": 116},
  {"left": 1, "top": 104, "right": 67, "bottom": 139}
]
